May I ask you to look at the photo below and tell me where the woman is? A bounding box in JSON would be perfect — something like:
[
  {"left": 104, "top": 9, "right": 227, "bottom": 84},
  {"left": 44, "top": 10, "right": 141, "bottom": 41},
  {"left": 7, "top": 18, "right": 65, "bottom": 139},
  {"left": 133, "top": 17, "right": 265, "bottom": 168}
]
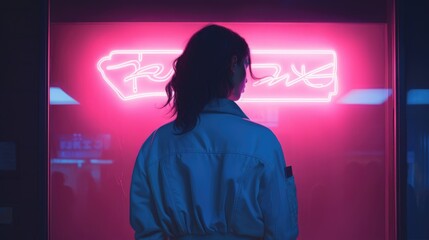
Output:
[{"left": 130, "top": 24, "right": 298, "bottom": 240}]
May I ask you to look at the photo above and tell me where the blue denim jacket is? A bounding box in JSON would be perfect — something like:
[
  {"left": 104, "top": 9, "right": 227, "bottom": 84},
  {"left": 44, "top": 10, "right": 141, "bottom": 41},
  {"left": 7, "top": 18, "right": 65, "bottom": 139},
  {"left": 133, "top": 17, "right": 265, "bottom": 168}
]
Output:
[{"left": 130, "top": 98, "right": 298, "bottom": 240}]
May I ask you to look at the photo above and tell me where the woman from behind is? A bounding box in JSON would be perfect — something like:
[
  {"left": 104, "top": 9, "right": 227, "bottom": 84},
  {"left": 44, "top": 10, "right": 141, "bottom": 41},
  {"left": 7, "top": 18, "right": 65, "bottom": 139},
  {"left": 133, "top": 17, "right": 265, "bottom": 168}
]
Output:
[{"left": 130, "top": 24, "right": 298, "bottom": 240}]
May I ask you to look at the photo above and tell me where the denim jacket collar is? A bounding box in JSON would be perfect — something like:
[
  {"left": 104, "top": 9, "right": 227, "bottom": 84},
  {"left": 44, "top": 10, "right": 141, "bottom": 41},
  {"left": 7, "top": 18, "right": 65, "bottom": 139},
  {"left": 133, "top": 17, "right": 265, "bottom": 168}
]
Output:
[{"left": 202, "top": 98, "right": 249, "bottom": 119}]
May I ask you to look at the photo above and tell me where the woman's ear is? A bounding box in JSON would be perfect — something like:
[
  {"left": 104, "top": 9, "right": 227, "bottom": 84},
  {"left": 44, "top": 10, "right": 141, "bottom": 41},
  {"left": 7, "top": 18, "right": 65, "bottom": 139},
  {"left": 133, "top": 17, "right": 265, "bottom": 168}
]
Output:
[{"left": 230, "top": 55, "right": 238, "bottom": 72}]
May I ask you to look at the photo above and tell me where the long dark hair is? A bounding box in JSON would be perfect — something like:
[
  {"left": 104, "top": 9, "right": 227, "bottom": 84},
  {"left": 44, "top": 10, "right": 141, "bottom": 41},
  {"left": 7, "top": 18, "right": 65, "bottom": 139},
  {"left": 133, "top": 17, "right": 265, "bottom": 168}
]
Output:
[{"left": 164, "top": 24, "right": 255, "bottom": 133}]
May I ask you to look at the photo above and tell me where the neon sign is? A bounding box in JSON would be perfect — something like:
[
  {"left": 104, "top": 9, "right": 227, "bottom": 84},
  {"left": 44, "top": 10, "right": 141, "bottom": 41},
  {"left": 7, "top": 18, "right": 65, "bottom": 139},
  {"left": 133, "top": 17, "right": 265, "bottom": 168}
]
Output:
[{"left": 97, "top": 49, "right": 338, "bottom": 102}]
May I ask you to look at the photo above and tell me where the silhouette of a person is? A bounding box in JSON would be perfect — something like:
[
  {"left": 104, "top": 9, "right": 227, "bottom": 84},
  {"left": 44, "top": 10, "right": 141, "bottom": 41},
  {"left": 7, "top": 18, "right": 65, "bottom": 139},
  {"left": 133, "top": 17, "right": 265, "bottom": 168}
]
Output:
[
  {"left": 130, "top": 24, "right": 299, "bottom": 240},
  {"left": 51, "top": 171, "right": 75, "bottom": 240}
]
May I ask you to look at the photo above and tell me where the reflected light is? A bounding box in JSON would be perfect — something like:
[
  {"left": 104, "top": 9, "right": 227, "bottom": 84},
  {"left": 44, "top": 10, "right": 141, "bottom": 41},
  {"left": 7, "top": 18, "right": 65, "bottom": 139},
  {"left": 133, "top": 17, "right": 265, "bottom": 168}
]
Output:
[
  {"left": 51, "top": 158, "right": 85, "bottom": 168},
  {"left": 407, "top": 89, "right": 429, "bottom": 105},
  {"left": 51, "top": 158, "right": 114, "bottom": 167},
  {"left": 338, "top": 89, "right": 392, "bottom": 104},
  {"left": 50, "top": 87, "right": 79, "bottom": 105},
  {"left": 90, "top": 159, "right": 114, "bottom": 164}
]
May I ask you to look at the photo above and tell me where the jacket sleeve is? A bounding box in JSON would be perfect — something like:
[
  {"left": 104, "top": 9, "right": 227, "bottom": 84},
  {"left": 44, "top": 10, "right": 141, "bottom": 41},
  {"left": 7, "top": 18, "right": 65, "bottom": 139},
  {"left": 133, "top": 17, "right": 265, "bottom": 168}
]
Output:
[
  {"left": 130, "top": 133, "right": 165, "bottom": 240},
  {"left": 259, "top": 138, "right": 299, "bottom": 240}
]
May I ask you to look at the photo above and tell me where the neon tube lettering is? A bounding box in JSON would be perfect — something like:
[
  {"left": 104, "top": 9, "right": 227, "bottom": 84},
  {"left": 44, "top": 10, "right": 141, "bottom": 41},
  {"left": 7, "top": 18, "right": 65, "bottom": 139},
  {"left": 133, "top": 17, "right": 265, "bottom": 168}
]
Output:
[{"left": 97, "top": 49, "right": 338, "bottom": 102}]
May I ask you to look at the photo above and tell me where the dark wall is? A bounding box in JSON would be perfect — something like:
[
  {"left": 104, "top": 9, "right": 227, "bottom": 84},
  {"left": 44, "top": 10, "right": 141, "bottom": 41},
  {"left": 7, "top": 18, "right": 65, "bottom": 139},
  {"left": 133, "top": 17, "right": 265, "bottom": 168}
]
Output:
[
  {"left": 50, "top": 0, "right": 389, "bottom": 22},
  {"left": 1, "top": 0, "right": 48, "bottom": 239},
  {"left": 397, "top": 0, "right": 429, "bottom": 239}
]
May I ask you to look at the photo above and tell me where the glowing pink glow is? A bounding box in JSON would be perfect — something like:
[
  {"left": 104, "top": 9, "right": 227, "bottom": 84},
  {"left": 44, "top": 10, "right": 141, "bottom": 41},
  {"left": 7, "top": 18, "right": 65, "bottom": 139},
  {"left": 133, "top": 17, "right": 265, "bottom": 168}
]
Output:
[
  {"left": 251, "top": 63, "right": 334, "bottom": 87},
  {"left": 97, "top": 50, "right": 182, "bottom": 100},
  {"left": 98, "top": 49, "right": 337, "bottom": 102}
]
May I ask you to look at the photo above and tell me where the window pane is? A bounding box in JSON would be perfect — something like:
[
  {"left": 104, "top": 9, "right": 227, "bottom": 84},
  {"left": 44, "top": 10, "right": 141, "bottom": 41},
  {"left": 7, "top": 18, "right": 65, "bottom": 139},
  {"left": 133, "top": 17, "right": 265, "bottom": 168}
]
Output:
[{"left": 49, "top": 22, "right": 394, "bottom": 240}]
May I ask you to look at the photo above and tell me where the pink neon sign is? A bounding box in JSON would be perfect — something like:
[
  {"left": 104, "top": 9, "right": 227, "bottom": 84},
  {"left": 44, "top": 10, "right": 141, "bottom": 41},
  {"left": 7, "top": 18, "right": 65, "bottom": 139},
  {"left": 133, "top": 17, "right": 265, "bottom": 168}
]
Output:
[{"left": 97, "top": 49, "right": 338, "bottom": 102}]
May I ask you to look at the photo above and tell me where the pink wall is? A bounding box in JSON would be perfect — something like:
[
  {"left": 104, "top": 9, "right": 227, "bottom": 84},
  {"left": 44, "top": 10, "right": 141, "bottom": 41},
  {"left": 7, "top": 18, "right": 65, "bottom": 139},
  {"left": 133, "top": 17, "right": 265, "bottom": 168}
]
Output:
[{"left": 49, "top": 22, "right": 394, "bottom": 240}]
